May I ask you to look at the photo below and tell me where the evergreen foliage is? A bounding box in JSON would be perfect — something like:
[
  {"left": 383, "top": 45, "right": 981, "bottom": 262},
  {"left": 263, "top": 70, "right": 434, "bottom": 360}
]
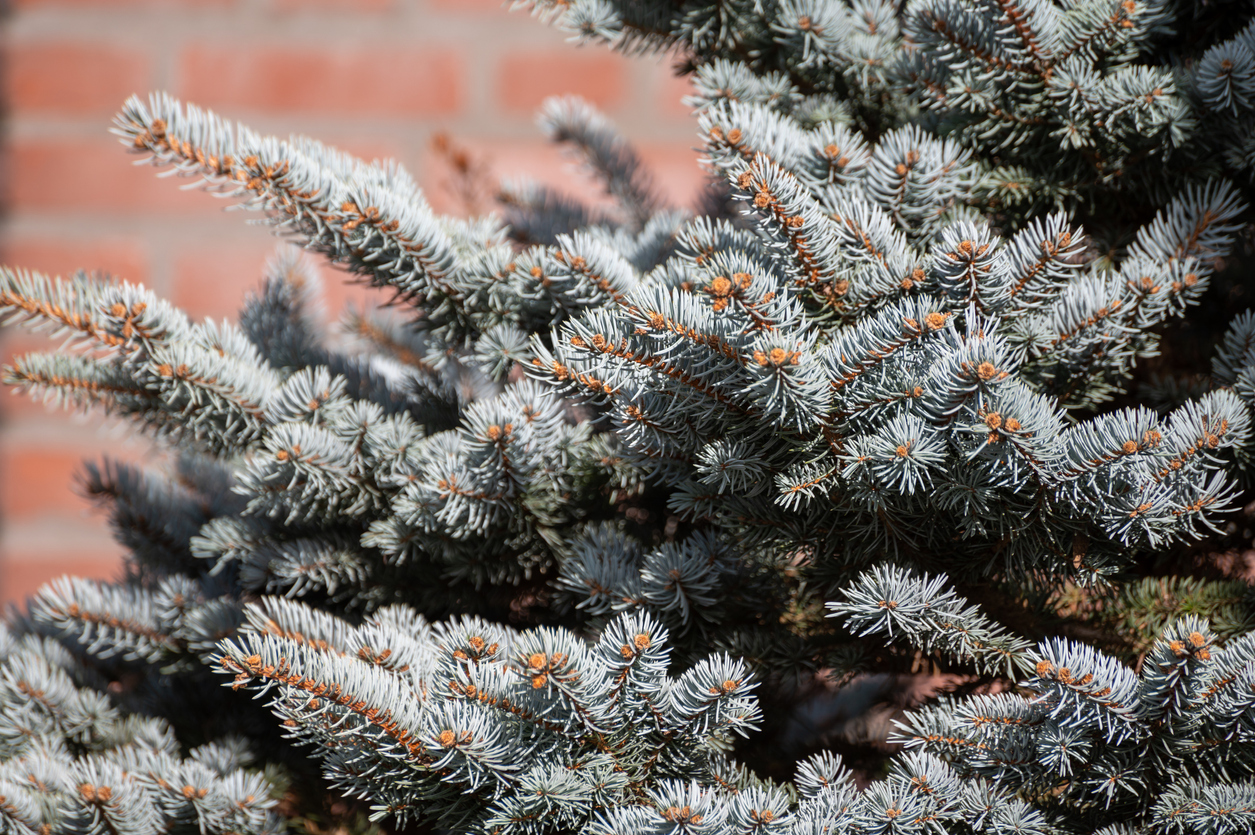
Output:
[{"left": 7, "top": 2, "right": 1255, "bottom": 833}]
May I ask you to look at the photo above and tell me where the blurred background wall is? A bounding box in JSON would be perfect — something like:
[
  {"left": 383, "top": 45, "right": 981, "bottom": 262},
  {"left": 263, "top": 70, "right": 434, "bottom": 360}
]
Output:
[{"left": 0, "top": 0, "right": 704, "bottom": 604}]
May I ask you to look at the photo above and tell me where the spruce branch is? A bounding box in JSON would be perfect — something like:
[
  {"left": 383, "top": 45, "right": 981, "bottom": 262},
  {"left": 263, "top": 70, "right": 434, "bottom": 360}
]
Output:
[
  {"left": 539, "top": 96, "right": 665, "bottom": 232},
  {"left": 113, "top": 93, "right": 476, "bottom": 332},
  {"left": 828, "top": 564, "right": 1034, "bottom": 676}
]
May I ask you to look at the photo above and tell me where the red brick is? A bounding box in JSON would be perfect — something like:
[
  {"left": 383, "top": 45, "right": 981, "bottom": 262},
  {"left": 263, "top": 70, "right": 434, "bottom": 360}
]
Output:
[
  {"left": 496, "top": 51, "right": 627, "bottom": 114},
  {"left": 8, "top": 129, "right": 407, "bottom": 216},
  {"left": 318, "top": 264, "right": 396, "bottom": 320},
  {"left": 0, "top": 387, "right": 63, "bottom": 423},
  {"left": 657, "top": 68, "right": 697, "bottom": 120},
  {"left": 7, "top": 42, "right": 151, "bottom": 115},
  {"left": 421, "top": 135, "right": 510, "bottom": 217},
  {"left": 421, "top": 137, "right": 604, "bottom": 216},
  {"left": 14, "top": 0, "right": 231, "bottom": 7},
  {"left": 0, "top": 538, "right": 125, "bottom": 608},
  {"left": 173, "top": 240, "right": 275, "bottom": 321},
  {"left": 427, "top": 0, "right": 511, "bottom": 11},
  {"left": 429, "top": 137, "right": 706, "bottom": 216},
  {"left": 2, "top": 237, "right": 149, "bottom": 284},
  {"left": 0, "top": 443, "right": 101, "bottom": 519},
  {"left": 173, "top": 239, "right": 403, "bottom": 323},
  {"left": 272, "top": 0, "right": 393, "bottom": 10},
  {"left": 9, "top": 138, "right": 221, "bottom": 213},
  {"left": 636, "top": 142, "right": 708, "bottom": 208},
  {"left": 178, "top": 44, "right": 463, "bottom": 116}
]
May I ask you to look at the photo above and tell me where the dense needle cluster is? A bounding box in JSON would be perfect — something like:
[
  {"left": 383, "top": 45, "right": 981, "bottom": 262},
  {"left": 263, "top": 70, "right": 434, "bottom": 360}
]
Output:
[{"left": 6, "top": 2, "right": 1255, "bottom": 834}]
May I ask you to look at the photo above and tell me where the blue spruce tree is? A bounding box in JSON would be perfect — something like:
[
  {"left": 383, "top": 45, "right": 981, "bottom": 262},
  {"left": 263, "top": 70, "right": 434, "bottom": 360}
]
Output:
[{"left": 6, "top": 2, "right": 1255, "bottom": 833}]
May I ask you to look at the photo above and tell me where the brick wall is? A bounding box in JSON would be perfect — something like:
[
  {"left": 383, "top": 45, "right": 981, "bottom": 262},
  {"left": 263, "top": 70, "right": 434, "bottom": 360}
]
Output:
[{"left": 0, "top": 0, "right": 703, "bottom": 604}]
